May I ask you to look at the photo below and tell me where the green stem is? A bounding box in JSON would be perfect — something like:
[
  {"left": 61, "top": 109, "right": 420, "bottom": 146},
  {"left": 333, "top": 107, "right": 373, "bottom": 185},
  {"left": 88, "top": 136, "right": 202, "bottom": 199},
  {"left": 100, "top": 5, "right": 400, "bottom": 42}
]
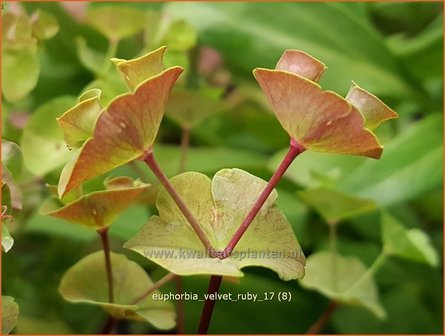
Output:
[
  {"left": 131, "top": 272, "right": 177, "bottom": 305},
  {"left": 98, "top": 227, "right": 114, "bottom": 303},
  {"left": 100, "top": 39, "right": 118, "bottom": 76},
  {"left": 329, "top": 223, "right": 338, "bottom": 291},
  {"left": 142, "top": 149, "right": 217, "bottom": 255},
  {"left": 221, "top": 139, "right": 306, "bottom": 258},
  {"left": 197, "top": 275, "right": 223, "bottom": 334},
  {"left": 346, "top": 251, "right": 387, "bottom": 294},
  {"left": 179, "top": 125, "right": 191, "bottom": 174}
]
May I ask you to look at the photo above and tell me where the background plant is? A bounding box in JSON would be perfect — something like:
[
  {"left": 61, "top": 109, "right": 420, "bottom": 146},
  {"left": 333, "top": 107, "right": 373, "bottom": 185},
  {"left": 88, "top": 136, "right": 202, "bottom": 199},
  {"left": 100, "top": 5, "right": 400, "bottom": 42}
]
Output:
[{"left": 1, "top": 2, "right": 443, "bottom": 334}]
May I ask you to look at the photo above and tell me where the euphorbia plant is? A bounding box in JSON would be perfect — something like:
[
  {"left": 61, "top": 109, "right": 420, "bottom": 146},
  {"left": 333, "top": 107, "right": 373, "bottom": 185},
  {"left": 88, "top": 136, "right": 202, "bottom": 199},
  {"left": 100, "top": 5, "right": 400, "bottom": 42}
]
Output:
[{"left": 46, "top": 46, "right": 399, "bottom": 334}]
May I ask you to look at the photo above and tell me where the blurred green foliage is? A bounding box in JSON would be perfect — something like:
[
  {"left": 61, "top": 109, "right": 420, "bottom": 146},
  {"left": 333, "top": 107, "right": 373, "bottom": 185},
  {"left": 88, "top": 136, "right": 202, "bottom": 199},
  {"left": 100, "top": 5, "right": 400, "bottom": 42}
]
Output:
[{"left": 2, "top": 2, "right": 443, "bottom": 334}]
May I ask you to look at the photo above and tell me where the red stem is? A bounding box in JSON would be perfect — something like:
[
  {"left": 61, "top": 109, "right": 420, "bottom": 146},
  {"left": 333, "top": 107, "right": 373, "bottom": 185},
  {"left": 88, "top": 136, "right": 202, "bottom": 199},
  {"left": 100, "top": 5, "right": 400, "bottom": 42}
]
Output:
[
  {"left": 142, "top": 150, "right": 217, "bottom": 255},
  {"left": 98, "top": 227, "right": 114, "bottom": 303},
  {"left": 175, "top": 276, "right": 185, "bottom": 334},
  {"left": 221, "top": 139, "right": 305, "bottom": 258},
  {"left": 306, "top": 301, "right": 338, "bottom": 334},
  {"left": 197, "top": 275, "right": 223, "bottom": 334},
  {"left": 130, "top": 272, "right": 177, "bottom": 305}
]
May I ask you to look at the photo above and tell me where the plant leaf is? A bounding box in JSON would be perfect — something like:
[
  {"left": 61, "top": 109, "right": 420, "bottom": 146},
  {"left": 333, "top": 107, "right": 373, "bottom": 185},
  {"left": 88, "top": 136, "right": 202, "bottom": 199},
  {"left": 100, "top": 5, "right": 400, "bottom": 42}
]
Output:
[
  {"left": 2, "top": 296, "right": 19, "bottom": 335},
  {"left": 2, "top": 47, "right": 39, "bottom": 102},
  {"left": 298, "top": 187, "right": 376, "bottom": 224},
  {"left": 85, "top": 6, "right": 146, "bottom": 42},
  {"left": 337, "top": 114, "right": 443, "bottom": 206},
  {"left": 346, "top": 82, "right": 398, "bottom": 131},
  {"left": 57, "top": 89, "right": 102, "bottom": 149},
  {"left": 165, "top": 2, "right": 410, "bottom": 98},
  {"left": 58, "top": 65, "right": 183, "bottom": 197},
  {"left": 75, "top": 37, "right": 107, "bottom": 75},
  {"left": 275, "top": 50, "right": 326, "bottom": 81},
  {"left": 59, "top": 252, "right": 175, "bottom": 330},
  {"left": 21, "top": 96, "right": 77, "bottom": 175},
  {"left": 166, "top": 86, "right": 226, "bottom": 128},
  {"left": 269, "top": 149, "right": 365, "bottom": 188},
  {"left": 163, "top": 20, "right": 197, "bottom": 51},
  {"left": 31, "top": 10, "right": 59, "bottom": 40},
  {"left": 382, "top": 212, "right": 438, "bottom": 267},
  {"left": 2, "top": 13, "right": 36, "bottom": 50},
  {"left": 299, "top": 251, "right": 385, "bottom": 318},
  {"left": 43, "top": 178, "right": 149, "bottom": 229},
  {"left": 2, "top": 224, "right": 14, "bottom": 253},
  {"left": 253, "top": 67, "right": 384, "bottom": 158},
  {"left": 125, "top": 168, "right": 305, "bottom": 281},
  {"left": 112, "top": 46, "right": 166, "bottom": 91}
]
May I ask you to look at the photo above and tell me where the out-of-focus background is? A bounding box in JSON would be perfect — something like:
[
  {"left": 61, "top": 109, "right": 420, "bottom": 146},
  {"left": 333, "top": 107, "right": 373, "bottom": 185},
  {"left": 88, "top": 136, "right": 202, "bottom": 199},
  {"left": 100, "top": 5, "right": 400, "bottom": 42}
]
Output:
[{"left": 2, "top": 2, "right": 443, "bottom": 334}]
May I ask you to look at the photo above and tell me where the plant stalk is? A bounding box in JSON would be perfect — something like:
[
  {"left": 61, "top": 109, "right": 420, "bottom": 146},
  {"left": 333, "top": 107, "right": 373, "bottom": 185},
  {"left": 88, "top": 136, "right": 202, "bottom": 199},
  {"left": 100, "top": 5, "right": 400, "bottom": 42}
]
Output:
[
  {"left": 175, "top": 276, "right": 185, "bottom": 334},
  {"left": 197, "top": 275, "right": 223, "bottom": 334},
  {"left": 346, "top": 251, "right": 387, "bottom": 294},
  {"left": 131, "top": 272, "right": 177, "bottom": 305},
  {"left": 142, "top": 150, "right": 216, "bottom": 255},
  {"left": 98, "top": 227, "right": 114, "bottom": 303},
  {"left": 179, "top": 125, "right": 191, "bottom": 174},
  {"left": 329, "top": 223, "right": 338, "bottom": 291},
  {"left": 306, "top": 301, "right": 338, "bottom": 334},
  {"left": 222, "top": 139, "right": 306, "bottom": 257}
]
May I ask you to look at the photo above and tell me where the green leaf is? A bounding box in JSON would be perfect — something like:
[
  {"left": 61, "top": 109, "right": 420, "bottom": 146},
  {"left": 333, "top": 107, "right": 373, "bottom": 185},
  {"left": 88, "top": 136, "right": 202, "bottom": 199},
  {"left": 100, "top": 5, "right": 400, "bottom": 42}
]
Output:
[
  {"left": 57, "top": 89, "right": 102, "bottom": 149},
  {"left": 269, "top": 149, "right": 365, "bottom": 188},
  {"left": 141, "top": 145, "right": 268, "bottom": 178},
  {"left": 298, "top": 187, "right": 376, "bottom": 224},
  {"left": 85, "top": 6, "right": 146, "bottom": 42},
  {"left": 57, "top": 64, "right": 183, "bottom": 197},
  {"left": 2, "top": 166, "right": 22, "bottom": 212},
  {"left": 21, "top": 96, "right": 77, "bottom": 176},
  {"left": 165, "top": 2, "right": 410, "bottom": 97},
  {"left": 2, "top": 224, "right": 14, "bottom": 253},
  {"left": 338, "top": 114, "right": 443, "bottom": 206},
  {"left": 75, "top": 37, "right": 107, "bottom": 75},
  {"left": 1, "top": 140, "right": 24, "bottom": 182},
  {"left": 82, "top": 68, "right": 128, "bottom": 107},
  {"left": 112, "top": 46, "right": 166, "bottom": 91},
  {"left": 2, "top": 296, "right": 19, "bottom": 335},
  {"left": 2, "top": 47, "right": 39, "bottom": 102},
  {"left": 166, "top": 86, "right": 226, "bottom": 128},
  {"left": 2, "top": 13, "right": 36, "bottom": 49},
  {"left": 125, "top": 168, "right": 305, "bottom": 280},
  {"left": 299, "top": 251, "right": 385, "bottom": 318},
  {"left": 42, "top": 178, "right": 149, "bottom": 229},
  {"left": 59, "top": 252, "right": 175, "bottom": 330},
  {"left": 163, "top": 20, "right": 197, "bottom": 51},
  {"left": 31, "top": 10, "right": 59, "bottom": 40},
  {"left": 382, "top": 212, "right": 438, "bottom": 266}
]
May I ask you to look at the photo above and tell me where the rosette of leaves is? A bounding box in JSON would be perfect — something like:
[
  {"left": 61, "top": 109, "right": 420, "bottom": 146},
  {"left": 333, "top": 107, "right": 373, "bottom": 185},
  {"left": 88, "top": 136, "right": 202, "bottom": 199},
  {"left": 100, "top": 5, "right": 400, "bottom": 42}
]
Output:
[
  {"left": 42, "top": 176, "right": 149, "bottom": 230},
  {"left": 56, "top": 47, "right": 183, "bottom": 197},
  {"left": 253, "top": 50, "right": 398, "bottom": 158},
  {"left": 59, "top": 251, "right": 175, "bottom": 330},
  {"left": 125, "top": 168, "right": 305, "bottom": 281},
  {"left": 2, "top": 10, "right": 59, "bottom": 102}
]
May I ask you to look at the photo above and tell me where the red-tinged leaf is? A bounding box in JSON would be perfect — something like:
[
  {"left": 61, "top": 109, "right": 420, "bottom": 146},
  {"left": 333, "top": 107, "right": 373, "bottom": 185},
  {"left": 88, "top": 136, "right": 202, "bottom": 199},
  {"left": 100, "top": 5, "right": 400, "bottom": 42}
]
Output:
[
  {"left": 275, "top": 49, "right": 326, "bottom": 82},
  {"left": 57, "top": 89, "right": 102, "bottom": 149},
  {"left": 254, "top": 68, "right": 383, "bottom": 158},
  {"left": 43, "top": 178, "right": 149, "bottom": 229},
  {"left": 58, "top": 66, "right": 183, "bottom": 197},
  {"left": 112, "top": 46, "right": 166, "bottom": 91},
  {"left": 346, "top": 82, "right": 399, "bottom": 131}
]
